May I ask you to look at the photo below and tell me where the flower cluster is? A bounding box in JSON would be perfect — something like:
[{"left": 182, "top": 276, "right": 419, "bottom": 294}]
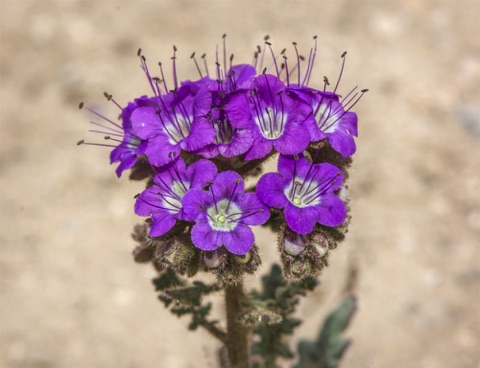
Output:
[{"left": 80, "top": 36, "right": 365, "bottom": 279}]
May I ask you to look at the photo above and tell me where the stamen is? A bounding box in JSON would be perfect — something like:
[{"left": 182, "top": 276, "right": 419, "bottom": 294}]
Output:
[
  {"left": 171, "top": 160, "right": 188, "bottom": 192},
  {"left": 136, "top": 193, "right": 181, "bottom": 212},
  {"left": 289, "top": 155, "right": 299, "bottom": 197},
  {"left": 222, "top": 33, "right": 227, "bottom": 77},
  {"left": 333, "top": 51, "right": 347, "bottom": 94},
  {"left": 258, "top": 35, "right": 269, "bottom": 73},
  {"left": 207, "top": 183, "right": 219, "bottom": 213},
  {"left": 226, "top": 209, "right": 264, "bottom": 222},
  {"left": 190, "top": 52, "right": 203, "bottom": 78},
  {"left": 226, "top": 178, "right": 240, "bottom": 212},
  {"left": 140, "top": 54, "right": 163, "bottom": 98},
  {"left": 201, "top": 53, "right": 210, "bottom": 77},
  {"left": 200, "top": 205, "right": 216, "bottom": 223},
  {"left": 266, "top": 41, "right": 280, "bottom": 78},
  {"left": 303, "top": 35, "right": 318, "bottom": 86},
  {"left": 292, "top": 42, "right": 301, "bottom": 85},
  {"left": 172, "top": 45, "right": 179, "bottom": 90}
]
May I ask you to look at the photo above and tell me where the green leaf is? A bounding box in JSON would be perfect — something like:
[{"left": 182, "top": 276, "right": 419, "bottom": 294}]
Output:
[
  {"left": 293, "top": 295, "right": 357, "bottom": 368},
  {"left": 249, "top": 264, "right": 319, "bottom": 367},
  {"left": 152, "top": 268, "right": 185, "bottom": 291}
]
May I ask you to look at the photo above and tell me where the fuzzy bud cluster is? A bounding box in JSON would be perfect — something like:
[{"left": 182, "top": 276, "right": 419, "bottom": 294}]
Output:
[{"left": 80, "top": 35, "right": 365, "bottom": 282}]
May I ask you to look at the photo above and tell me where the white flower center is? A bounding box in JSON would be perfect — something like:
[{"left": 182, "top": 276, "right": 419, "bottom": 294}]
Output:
[
  {"left": 255, "top": 108, "right": 287, "bottom": 140},
  {"left": 207, "top": 198, "right": 241, "bottom": 231},
  {"left": 162, "top": 180, "right": 189, "bottom": 212},
  {"left": 164, "top": 114, "right": 191, "bottom": 144},
  {"left": 315, "top": 102, "right": 339, "bottom": 133},
  {"left": 284, "top": 177, "right": 322, "bottom": 208}
]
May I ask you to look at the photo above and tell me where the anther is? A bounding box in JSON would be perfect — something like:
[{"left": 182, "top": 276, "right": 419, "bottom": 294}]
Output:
[
  {"left": 265, "top": 41, "right": 272, "bottom": 46},
  {"left": 313, "top": 35, "right": 318, "bottom": 39},
  {"left": 262, "top": 67, "right": 267, "bottom": 74},
  {"left": 137, "top": 48, "right": 142, "bottom": 57},
  {"left": 264, "top": 35, "right": 270, "bottom": 41},
  {"left": 77, "top": 140, "right": 84, "bottom": 145},
  {"left": 361, "top": 88, "right": 369, "bottom": 93},
  {"left": 78, "top": 102, "right": 84, "bottom": 109},
  {"left": 173, "top": 45, "right": 177, "bottom": 52},
  {"left": 341, "top": 51, "right": 347, "bottom": 58},
  {"left": 103, "top": 92, "right": 112, "bottom": 101},
  {"left": 134, "top": 193, "right": 140, "bottom": 199}
]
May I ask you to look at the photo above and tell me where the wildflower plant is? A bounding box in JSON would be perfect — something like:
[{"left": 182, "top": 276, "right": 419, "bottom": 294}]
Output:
[{"left": 79, "top": 35, "right": 366, "bottom": 368}]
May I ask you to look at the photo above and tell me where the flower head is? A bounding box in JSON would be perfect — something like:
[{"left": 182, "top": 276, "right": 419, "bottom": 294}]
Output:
[
  {"left": 131, "top": 81, "right": 215, "bottom": 168},
  {"left": 78, "top": 96, "right": 150, "bottom": 177},
  {"left": 134, "top": 157, "right": 217, "bottom": 237},
  {"left": 182, "top": 171, "right": 270, "bottom": 255},
  {"left": 256, "top": 155, "right": 347, "bottom": 234},
  {"left": 225, "top": 74, "right": 312, "bottom": 160},
  {"left": 194, "top": 64, "right": 257, "bottom": 159}
]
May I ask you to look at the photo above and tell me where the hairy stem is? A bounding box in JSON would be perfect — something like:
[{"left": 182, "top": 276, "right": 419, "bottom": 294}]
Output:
[{"left": 225, "top": 282, "right": 250, "bottom": 368}]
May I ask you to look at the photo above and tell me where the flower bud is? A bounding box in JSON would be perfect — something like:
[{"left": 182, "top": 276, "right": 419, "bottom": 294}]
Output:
[
  {"left": 214, "top": 245, "right": 261, "bottom": 286},
  {"left": 279, "top": 227, "right": 306, "bottom": 256},
  {"left": 203, "top": 249, "right": 225, "bottom": 269}
]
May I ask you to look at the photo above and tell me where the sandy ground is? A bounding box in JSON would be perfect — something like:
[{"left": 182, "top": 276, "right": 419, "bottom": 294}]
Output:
[{"left": 1, "top": 1, "right": 479, "bottom": 367}]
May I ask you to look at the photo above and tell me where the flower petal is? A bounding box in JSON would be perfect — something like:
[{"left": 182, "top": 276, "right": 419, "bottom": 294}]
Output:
[
  {"left": 237, "top": 193, "right": 270, "bottom": 225},
  {"left": 284, "top": 203, "right": 318, "bottom": 235},
  {"left": 327, "top": 130, "right": 356, "bottom": 157},
  {"left": 211, "top": 171, "right": 244, "bottom": 200},
  {"left": 315, "top": 194, "right": 347, "bottom": 227},
  {"left": 188, "top": 159, "right": 217, "bottom": 189},
  {"left": 181, "top": 189, "right": 211, "bottom": 222},
  {"left": 256, "top": 172, "right": 288, "bottom": 209},
  {"left": 244, "top": 136, "right": 273, "bottom": 160},
  {"left": 221, "top": 224, "right": 255, "bottom": 255},
  {"left": 130, "top": 107, "right": 162, "bottom": 140},
  {"left": 150, "top": 212, "right": 177, "bottom": 237},
  {"left": 191, "top": 221, "right": 222, "bottom": 251}
]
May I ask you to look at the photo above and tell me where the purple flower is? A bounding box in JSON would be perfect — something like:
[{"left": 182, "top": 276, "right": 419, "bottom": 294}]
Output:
[
  {"left": 130, "top": 83, "right": 216, "bottom": 167},
  {"left": 298, "top": 89, "right": 358, "bottom": 157},
  {"left": 109, "top": 98, "right": 150, "bottom": 177},
  {"left": 194, "top": 64, "right": 257, "bottom": 159},
  {"left": 182, "top": 171, "right": 270, "bottom": 255},
  {"left": 225, "top": 74, "right": 313, "bottom": 160},
  {"left": 134, "top": 158, "right": 217, "bottom": 237},
  {"left": 256, "top": 155, "right": 347, "bottom": 234}
]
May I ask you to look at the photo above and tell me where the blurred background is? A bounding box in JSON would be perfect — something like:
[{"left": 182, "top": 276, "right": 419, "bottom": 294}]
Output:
[{"left": 1, "top": 1, "right": 479, "bottom": 367}]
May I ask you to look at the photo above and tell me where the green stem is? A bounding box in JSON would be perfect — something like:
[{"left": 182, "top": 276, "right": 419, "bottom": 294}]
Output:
[{"left": 225, "top": 282, "right": 250, "bottom": 368}]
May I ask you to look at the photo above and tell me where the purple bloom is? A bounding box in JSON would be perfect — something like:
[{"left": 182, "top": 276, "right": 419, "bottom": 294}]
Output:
[
  {"left": 256, "top": 155, "right": 347, "bottom": 234},
  {"left": 134, "top": 158, "right": 217, "bottom": 237},
  {"left": 182, "top": 171, "right": 270, "bottom": 255},
  {"left": 109, "top": 98, "right": 150, "bottom": 177},
  {"left": 194, "top": 64, "right": 257, "bottom": 159},
  {"left": 225, "top": 74, "right": 313, "bottom": 160},
  {"left": 297, "top": 89, "right": 358, "bottom": 157},
  {"left": 130, "top": 83, "right": 216, "bottom": 167}
]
